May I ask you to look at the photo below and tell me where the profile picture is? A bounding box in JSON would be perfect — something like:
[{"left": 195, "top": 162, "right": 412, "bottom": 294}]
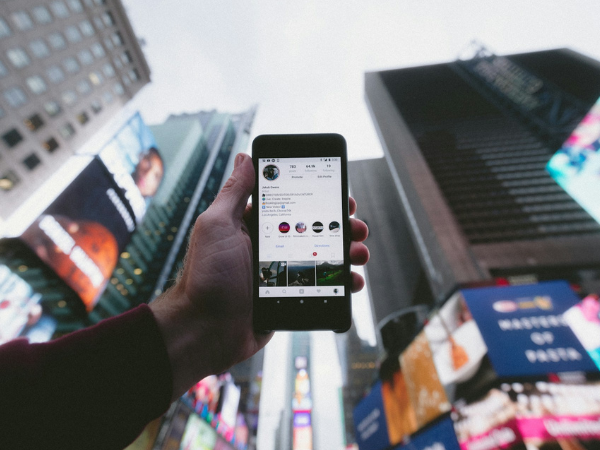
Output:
[
  {"left": 312, "top": 221, "right": 323, "bottom": 233},
  {"left": 295, "top": 222, "right": 307, "bottom": 233},
  {"left": 279, "top": 222, "right": 290, "bottom": 233},
  {"left": 329, "top": 221, "right": 340, "bottom": 232},
  {"left": 263, "top": 164, "right": 280, "bottom": 181}
]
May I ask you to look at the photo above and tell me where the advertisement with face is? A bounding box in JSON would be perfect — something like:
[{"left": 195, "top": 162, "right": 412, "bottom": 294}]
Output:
[
  {"left": 547, "top": 98, "right": 600, "bottom": 224},
  {"left": 96, "top": 112, "right": 164, "bottom": 223}
]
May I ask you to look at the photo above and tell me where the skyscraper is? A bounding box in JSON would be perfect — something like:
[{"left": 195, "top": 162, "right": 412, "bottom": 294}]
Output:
[
  {"left": 91, "top": 106, "right": 257, "bottom": 323},
  {"left": 0, "top": 0, "right": 150, "bottom": 224},
  {"left": 361, "top": 47, "right": 600, "bottom": 312}
]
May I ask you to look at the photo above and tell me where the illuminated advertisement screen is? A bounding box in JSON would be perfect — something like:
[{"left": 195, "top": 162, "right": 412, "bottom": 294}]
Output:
[
  {"left": 18, "top": 114, "right": 163, "bottom": 311},
  {"left": 0, "top": 264, "right": 47, "bottom": 344},
  {"left": 547, "top": 98, "right": 600, "bottom": 223},
  {"left": 179, "top": 414, "right": 217, "bottom": 450}
]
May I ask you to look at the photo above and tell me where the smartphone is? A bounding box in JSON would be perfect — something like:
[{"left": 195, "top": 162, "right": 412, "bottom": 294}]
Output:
[{"left": 252, "top": 134, "right": 352, "bottom": 332}]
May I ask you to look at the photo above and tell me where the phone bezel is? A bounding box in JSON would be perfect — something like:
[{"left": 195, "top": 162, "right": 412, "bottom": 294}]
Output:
[{"left": 251, "top": 134, "right": 352, "bottom": 332}]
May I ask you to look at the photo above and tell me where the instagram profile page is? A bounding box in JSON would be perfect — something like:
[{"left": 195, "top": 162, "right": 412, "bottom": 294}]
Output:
[{"left": 258, "top": 157, "right": 345, "bottom": 298}]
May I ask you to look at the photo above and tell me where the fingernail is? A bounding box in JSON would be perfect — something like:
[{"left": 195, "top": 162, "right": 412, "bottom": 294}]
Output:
[{"left": 234, "top": 153, "right": 244, "bottom": 168}]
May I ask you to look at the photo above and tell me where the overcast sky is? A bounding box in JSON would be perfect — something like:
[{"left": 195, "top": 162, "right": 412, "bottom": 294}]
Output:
[{"left": 122, "top": 0, "right": 600, "bottom": 162}]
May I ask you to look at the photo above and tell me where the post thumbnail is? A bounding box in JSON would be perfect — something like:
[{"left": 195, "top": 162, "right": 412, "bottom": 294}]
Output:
[
  {"left": 258, "top": 261, "right": 287, "bottom": 287},
  {"left": 287, "top": 261, "right": 316, "bottom": 287},
  {"left": 316, "top": 261, "right": 344, "bottom": 286}
]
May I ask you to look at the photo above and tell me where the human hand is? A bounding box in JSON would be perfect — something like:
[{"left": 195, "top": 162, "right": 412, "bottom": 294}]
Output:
[{"left": 151, "top": 153, "right": 369, "bottom": 400}]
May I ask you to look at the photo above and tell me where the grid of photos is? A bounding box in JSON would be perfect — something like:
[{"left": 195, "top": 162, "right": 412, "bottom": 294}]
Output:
[{"left": 258, "top": 260, "right": 344, "bottom": 287}]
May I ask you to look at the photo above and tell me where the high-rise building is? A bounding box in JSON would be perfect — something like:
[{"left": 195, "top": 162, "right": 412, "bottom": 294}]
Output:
[
  {"left": 361, "top": 47, "right": 600, "bottom": 313},
  {"left": 0, "top": 106, "right": 256, "bottom": 340},
  {"left": 90, "top": 106, "right": 257, "bottom": 323},
  {"left": 0, "top": 0, "right": 150, "bottom": 224}
]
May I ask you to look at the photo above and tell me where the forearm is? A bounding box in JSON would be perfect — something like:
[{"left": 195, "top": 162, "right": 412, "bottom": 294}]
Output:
[{"left": 0, "top": 304, "right": 172, "bottom": 450}]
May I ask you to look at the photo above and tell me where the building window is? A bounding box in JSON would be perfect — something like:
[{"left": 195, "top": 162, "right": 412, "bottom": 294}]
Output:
[
  {"left": 67, "top": 0, "right": 84, "bottom": 13},
  {"left": 11, "top": 11, "right": 34, "bottom": 31},
  {"left": 94, "top": 0, "right": 106, "bottom": 5},
  {"left": 121, "top": 51, "right": 133, "bottom": 64},
  {"left": 7, "top": 48, "right": 30, "bottom": 68},
  {"left": 122, "top": 74, "right": 131, "bottom": 86},
  {"left": 113, "top": 56, "right": 123, "bottom": 69},
  {"left": 63, "top": 57, "right": 80, "bottom": 73},
  {"left": 113, "top": 83, "right": 124, "bottom": 96},
  {"left": 61, "top": 90, "right": 77, "bottom": 105},
  {"left": 76, "top": 79, "right": 91, "bottom": 95},
  {"left": 3, "top": 87, "right": 28, "bottom": 108},
  {"left": 102, "top": 63, "right": 115, "bottom": 78},
  {"left": 44, "top": 137, "right": 60, "bottom": 153},
  {"left": 29, "top": 39, "right": 50, "bottom": 59},
  {"left": 77, "top": 111, "right": 89, "bottom": 125},
  {"left": 26, "top": 76, "right": 47, "bottom": 95},
  {"left": 0, "top": 107, "right": 5, "bottom": 118},
  {"left": 90, "top": 99, "right": 102, "bottom": 114},
  {"left": 0, "top": 18, "right": 12, "bottom": 39},
  {"left": 0, "top": 60, "right": 7, "bottom": 78},
  {"left": 25, "top": 113, "right": 44, "bottom": 131},
  {"left": 102, "top": 12, "right": 115, "bottom": 26},
  {"left": 50, "top": 1, "right": 70, "bottom": 19},
  {"left": 102, "top": 90, "right": 113, "bottom": 104},
  {"left": 111, "top": 32, "right": 124, "bottom": 46},
  {"left": 93, "top": 16, "right": 104, "bottom": 30},
  {"left": 89, "top": 71, "right": 103, "bottom": 85},
  {"left": 23, "top": 153, "right": 41, "bottom": 170},
  {"left": 59, "top": 123, "right": 75, "bottom": 140},
  {"left": 77, "top": 49, "right": 93, "bottom": 66},
  {"left": 65, "top": 26, "right": 82, "bottom": 43},
  {"left": 128, "top": 68, "right": 140, "bottom": 81},
  {"left": 90, "top": 42, "right": 105, "bottom": 58},
  {"left": 32, "top": 6, "right": 53, "bottom": 24},
  {"left": 47, "top": 32, "right": 67, "bottom": 50},
  {"left": 79, "top": 20, "right": 94, "bottom": 37},
  {"left": 46, "top": 65, "right": 65, "bottom": 84},
  {"left": 103, "top": 36, "right": 114, "bottom": 51},
  {"left": 0, "top": 170, "right": 19, "bottom": 191},
  {"left": 44, "top": 100, "right": 62, "bottom": 117},
  {"left": 2, "top": 128, "right": 23, "bottom": 148}
]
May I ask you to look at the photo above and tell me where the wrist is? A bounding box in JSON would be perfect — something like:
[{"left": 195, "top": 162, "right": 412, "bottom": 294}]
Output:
[{"left": 149, "top": 284, "right": 216, "bottom": 401}]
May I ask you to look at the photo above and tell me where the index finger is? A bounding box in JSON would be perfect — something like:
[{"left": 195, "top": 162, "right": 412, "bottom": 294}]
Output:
[{"left": 350, "top": 197, "right": 357, "bottom": 216}]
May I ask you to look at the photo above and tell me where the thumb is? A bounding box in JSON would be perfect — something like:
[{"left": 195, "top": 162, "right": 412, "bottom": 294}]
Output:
[{"left": 210, "top": 153, "right": 255, "bottom": 221}]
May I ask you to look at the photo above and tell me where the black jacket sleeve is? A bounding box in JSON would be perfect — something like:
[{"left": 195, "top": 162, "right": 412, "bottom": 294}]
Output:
[{"left": 0, "top": 304, "right": 173, "bottom": 450}]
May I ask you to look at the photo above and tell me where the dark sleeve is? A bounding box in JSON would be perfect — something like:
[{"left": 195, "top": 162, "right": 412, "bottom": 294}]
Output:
[{"left": 0, "top": 304, "right": 173, "bottom": 450}]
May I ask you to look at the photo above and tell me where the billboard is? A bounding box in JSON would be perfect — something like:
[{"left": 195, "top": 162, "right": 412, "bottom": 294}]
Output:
[
  {"left": 0, "top": 264, "right": 46, "bottom": 344},
  {"left": 180, "top": 414, "right": 217, "bottom": 450},
  {"left": 18, "top": 113, "right": 163, "bottom": 310},
  {"left": 353, "top": 382, "right": 392, "bottom": 450},
  {"left": 547, "top": 98, "right": 600, "bottom": 223}
]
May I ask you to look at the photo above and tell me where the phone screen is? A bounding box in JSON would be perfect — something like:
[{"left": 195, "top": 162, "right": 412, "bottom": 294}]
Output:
[{"left": 257, "top": 156, "right": 346, "bottom": 298}]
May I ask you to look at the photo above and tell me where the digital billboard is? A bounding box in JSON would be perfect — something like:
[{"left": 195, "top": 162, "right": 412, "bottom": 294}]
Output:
[
  {"left": 18, "top": 113, "right": 163, "bottom": 311},
  {"left": 0, "top": 264, "right": 47, "bottom": 344},
  {"left": 547, "top": 98, "right": 600, "bottom": 223}
]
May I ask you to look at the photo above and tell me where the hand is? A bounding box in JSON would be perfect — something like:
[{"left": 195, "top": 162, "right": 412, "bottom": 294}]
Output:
[{"left": 150, "top": 153, "right": 369, "bottom": 400}]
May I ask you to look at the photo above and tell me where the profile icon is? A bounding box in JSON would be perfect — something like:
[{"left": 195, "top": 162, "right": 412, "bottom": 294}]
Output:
[
  {"left": 329, "top": 221, "right": 340, "bottom": 232},
  {"left": 312, "top": 221, "right": 323, "bottom": 233},
  {"left": 295, "top": 222, "right": 307, "bottom": 233},
  {"left": 279, "top": 222, "right": 290, "bottom": 233},
  {"left": 263, "top": 165, "right": 279, "bottom": 181}
]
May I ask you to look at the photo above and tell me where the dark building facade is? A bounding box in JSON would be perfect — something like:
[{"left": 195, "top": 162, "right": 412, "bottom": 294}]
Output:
[{"left": 362, "top": 47, "right": 600, "bottom": 314}]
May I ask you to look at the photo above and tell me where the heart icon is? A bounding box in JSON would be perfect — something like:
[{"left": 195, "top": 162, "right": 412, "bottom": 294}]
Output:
[{"left": 317, "top": 289, "right": 321, "bottom": 293}]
